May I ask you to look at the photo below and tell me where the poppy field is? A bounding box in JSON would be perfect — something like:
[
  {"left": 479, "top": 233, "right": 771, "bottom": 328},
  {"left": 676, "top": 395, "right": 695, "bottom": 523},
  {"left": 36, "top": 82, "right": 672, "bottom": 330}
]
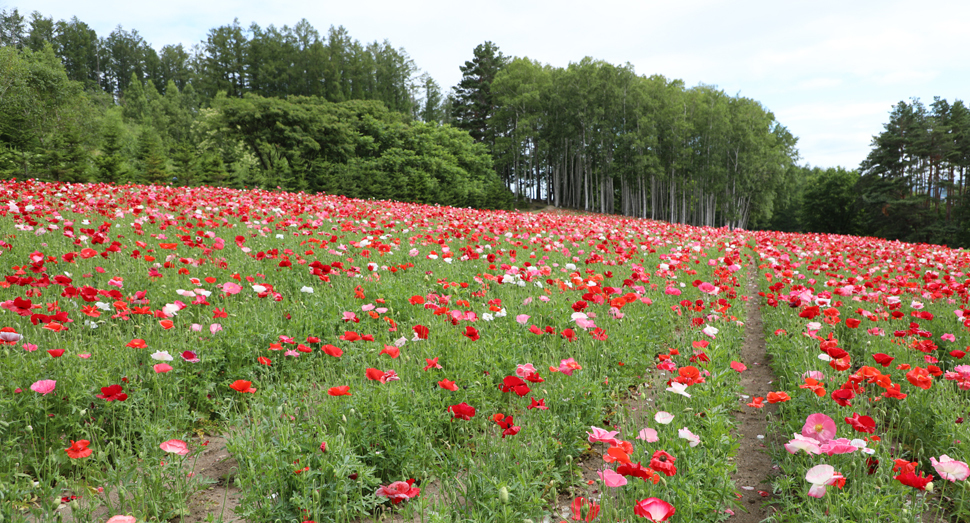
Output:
[{"left": 0, "top": 179, "right": 968, "bottom": 523}]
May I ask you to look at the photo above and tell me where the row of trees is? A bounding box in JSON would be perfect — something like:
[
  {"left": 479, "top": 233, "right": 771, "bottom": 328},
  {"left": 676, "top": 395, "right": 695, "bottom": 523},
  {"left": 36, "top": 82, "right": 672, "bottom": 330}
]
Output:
[
  {"left": 448, "top": 44, "right": 799, "bottom": 229},
  {"left": 0, "top": 9, "right": 442, "bottom": 117},
  {"left": 2, "top": 8, "right": 807, "bottom": 229},
  {"left": 761, "top": 97, "right": 970, "bottom": 248},
  {"left": 0, "top": 44, "right": 509, "bottom": 208}
]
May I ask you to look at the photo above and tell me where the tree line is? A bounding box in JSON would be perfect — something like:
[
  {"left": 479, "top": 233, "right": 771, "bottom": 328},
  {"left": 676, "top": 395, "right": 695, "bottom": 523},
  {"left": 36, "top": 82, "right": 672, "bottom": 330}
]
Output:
[
  {"left": 3, "top": 8, "right": 822, "bottom": 230},
  {"left": 449, "top": 43, "right": 800, "bottom": 229},
  {"left": 762, "top": 97, "right": 970, "bottom": 248},
  {"left": 0, "top": 8, "right": 510, "bottom": 208},
  {"left": 0, "top": 9, "right": 443, "bottom": 116}
]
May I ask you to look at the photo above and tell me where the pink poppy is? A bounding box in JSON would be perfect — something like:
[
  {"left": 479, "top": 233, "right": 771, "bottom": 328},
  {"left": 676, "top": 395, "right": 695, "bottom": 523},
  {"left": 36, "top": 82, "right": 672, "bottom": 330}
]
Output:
[
  {"left": 515, "top": 363, "right": 536, "bottom": 378},
  {"left": 181, "top": 351, "right": 200, "bottom": 363},
  {"left": 159, "top": 439, "right": 189, "bottom": 455},
  {"left": 802, "top": 413, "right": 836, "bottom": 443},
  {"left": 597, "top": 468, "right": 627, "bottom": 487},
  {"left": 587, "top": 426, "right": 621, "bottom": 446},
  {"left": 30, "top": 379, "right": 56, "bottom": 395},
  {"left": 633, "top": 497, "right": 676, "bottom": 521},
  {"left": 106, "top": 516, "right": 137, "bottom": 523},
  {"left": 931, "top": 455, "right": 970, "bottom": 482},
  {"left": 153, "top": 363, "right": 173, "bottom": 373},
  {"left": 805, "top": 464, "right": 839, "bottom": 498},
  {"left": 375, "top": 479, "right": 420, "bottom": 504}
]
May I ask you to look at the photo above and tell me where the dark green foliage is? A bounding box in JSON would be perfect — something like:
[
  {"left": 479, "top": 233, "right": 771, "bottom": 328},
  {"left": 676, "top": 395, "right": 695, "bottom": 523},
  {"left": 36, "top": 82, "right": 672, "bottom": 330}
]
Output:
[
  {"left": 94, "top": 109, "right": 130, "bottom": 183},
  {"left": 855, "top": 97, "right": 970, "bottom": 246},
  {"left": 209, "top": 94, "right": 510, "bottom": 208},
  {"left": 451, "top": 41, "right": 508, "bottom": 145},
  {"left": 799, "top": 167, "right": 860, "bottom": 235},
  {"left": 136, "top": 127, "right": 169, "bottom": 184}
]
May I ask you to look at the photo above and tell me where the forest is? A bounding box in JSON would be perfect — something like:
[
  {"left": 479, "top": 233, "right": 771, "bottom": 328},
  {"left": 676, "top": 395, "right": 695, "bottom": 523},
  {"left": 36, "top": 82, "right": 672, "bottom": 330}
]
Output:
[{"left": 2, "top": 8, "right": 969, "bottom": 244}]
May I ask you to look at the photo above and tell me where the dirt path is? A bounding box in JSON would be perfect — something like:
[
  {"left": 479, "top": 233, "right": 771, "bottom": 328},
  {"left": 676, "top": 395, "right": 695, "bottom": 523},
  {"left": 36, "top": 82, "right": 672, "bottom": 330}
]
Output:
[{"left": 731, "top": 259, "right": 779, "bottom": 522}]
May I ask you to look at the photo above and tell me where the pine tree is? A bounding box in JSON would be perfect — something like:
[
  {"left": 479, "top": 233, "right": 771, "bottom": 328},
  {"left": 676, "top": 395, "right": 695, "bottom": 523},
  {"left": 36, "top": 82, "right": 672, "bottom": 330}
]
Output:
[
  {"left": 136, "top": 127, "right": 168, "bottom": 184},
  {"left": 95, "top": 110, "right": 130, "bottom": 183},
  {"left": 451, "top": 41, "right": 507, "bottom": 146}
]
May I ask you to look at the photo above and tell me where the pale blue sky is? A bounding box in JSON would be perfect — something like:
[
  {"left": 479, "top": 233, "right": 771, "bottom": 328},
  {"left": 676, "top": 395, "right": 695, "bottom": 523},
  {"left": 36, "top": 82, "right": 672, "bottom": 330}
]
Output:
[{"left": 12, "top": 0, "right": 970, "bottom": 169}]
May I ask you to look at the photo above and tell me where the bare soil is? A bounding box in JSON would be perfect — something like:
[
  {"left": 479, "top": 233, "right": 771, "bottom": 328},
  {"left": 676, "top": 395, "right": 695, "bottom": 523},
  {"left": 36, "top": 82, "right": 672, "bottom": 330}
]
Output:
[
  {"left": 730, "top": 261, "right": 780, "bottom": 522},
  {"left": 182, "top": 435, "right": 243, "bottom": 523}
]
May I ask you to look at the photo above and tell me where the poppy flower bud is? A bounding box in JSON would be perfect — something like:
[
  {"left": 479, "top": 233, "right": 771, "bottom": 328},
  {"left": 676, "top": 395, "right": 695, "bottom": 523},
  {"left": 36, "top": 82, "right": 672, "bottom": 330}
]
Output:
[
  {"left": 499, "top": 486, "right": 509, "bottom": 504},
  {"left": 319, "top": 441, "right": 327, "bottom": 453}
]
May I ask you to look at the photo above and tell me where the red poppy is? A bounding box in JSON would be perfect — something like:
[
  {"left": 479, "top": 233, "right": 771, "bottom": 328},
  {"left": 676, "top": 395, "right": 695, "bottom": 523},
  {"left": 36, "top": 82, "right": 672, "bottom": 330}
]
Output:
[
  {"left": 906, "top": 367, "right": 932, "bottom": 390},
  {"left": 570, "top": 496, "right": 601, "bottom": 522},
  {"left": 328, "top": 386, "right": 351, "bottom": 396},
  {"left": 447, "top": 402, "right": 476, "bottom": 420},
  {"left": 159, "top": 319, "right": 174, "bottom": 329},
  {"left": 339, "top": 331, "right": 361, "bottom": 342},
  {"left": 438, "top": 379, "right": 458, "bottom": 391},
  {"left": 230, "top": 380, "right": 256, "bottom": 393},
  {"left": 413, "top": 325, "right": 429, "bottom": 339},
  {"left": 527, "top": 397, "right": 549, "bottom": 410},
  {"left": 649, "top": 450, "right": 677, "bottom": 477},
  {"left": 96, "top": 384, "right": 128, "bottom": 402},
  {"left": 126, "top": 339, "right": 147, "bottom": 349},
  {"left": 845, "top": 413, "right": 876, "bottom": 433},
  {"left": 617, "top": 462, "right": 660, "bottom": 484},
  {"left": 896, "top": 471, "right": 933, "bottom": 490},
  {"left": 463, "top": 326, "right": 479, "bottom": 341},
  {"left": 366, "top": 368, "right": 386, "bottom": 381},
  {"left": 47, "top": 349, "right": 64, "bottom": 358},
  {"left": 321, "top": 344, "right": 343, "bottom": 358},
  {"left": 65, "top": 439, "right": 92, "bottom": 459},
  {"left": 845, "top": 318, "right": 861, "bottom": 328},
  {"left": 831, "top": 387, "right": 855, "bottom": 406},
  {"left": 882, "top": 383, "right": 907, "bottom": 400},
  {"left": 423, "top": 357, "right": 442, "bottom": 371},
  {"left": 766, "top": 391, "right": 790, "bottom": 404},
  {"left": 500, "top": 376, "right": 531, "bottom": 397},
  {"left": 258, "top": 357, "right": 272, "bottom": 366},
  {"left": 872, "top": 353, "right": 894, "bottom": 367},
  {"left": 379, "top": 345, "right": 400, "bottom": 358},
  {"left": 747, "top": 397, "right": 764, "bottom": 408},
  {"left": 492, "top": 413, "right": 520, "bottom": 437}
]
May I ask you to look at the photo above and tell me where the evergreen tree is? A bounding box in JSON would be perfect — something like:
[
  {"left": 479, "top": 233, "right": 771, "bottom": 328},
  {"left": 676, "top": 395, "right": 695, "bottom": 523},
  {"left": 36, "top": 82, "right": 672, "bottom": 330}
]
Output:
[
  {"left": 199, "top": 152, "right": 229, "bottom": 186},
  {"left": 26, "top": 11, "right": 54, "bottom": 51},
  {"left": 136, "top": 127, "right": 168, "bottom": 184},
  {"left": 170, "top": 142, "right": 198, "bottom": 185},
  {"left": 0, "top": 8, "right": 28, "bottom": 49},
  {"left": 418, "top": 73, "right": 444, "bottom": 123},
  {"left": 451, "top": 41, "right": 507, "bottom": 146}
]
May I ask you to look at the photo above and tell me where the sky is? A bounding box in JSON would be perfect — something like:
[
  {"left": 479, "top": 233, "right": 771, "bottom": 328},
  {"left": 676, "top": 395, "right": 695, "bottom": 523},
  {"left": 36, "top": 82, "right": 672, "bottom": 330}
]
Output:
[{"left": 13, "top": 0, "right": 970, "bottom": 170}]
